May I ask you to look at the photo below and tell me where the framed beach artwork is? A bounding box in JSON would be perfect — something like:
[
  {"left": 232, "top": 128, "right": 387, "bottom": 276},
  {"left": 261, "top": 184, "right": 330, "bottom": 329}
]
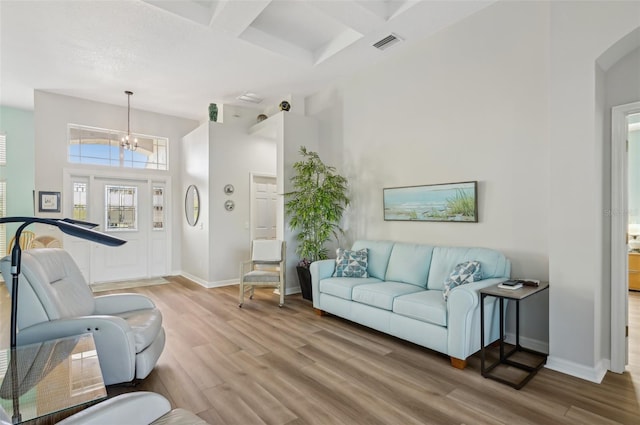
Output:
[
  {"left": 383, "top": 181, "right": 478, "bottom": 222},
  {"left": 38, "top": 191, "right": 61, "bottom": 213}
]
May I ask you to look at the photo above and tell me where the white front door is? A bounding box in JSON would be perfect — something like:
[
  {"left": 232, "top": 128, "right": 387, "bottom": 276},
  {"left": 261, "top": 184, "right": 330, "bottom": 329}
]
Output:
[
  {"left": 64, "top": 172, "right": 170, "bottom": 284},
  {"left": 91, "top": 178, "right": 149, "bottom": 283},
  {"left": 251, "top": 174, "right": 277, "bottom": 240}
]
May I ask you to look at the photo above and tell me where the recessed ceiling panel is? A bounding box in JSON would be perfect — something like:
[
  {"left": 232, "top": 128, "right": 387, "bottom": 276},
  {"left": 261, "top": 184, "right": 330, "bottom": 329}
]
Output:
[
  {"left": 249, "top": 1, "right": 345, "bottom": 52},
  {"left": 240, "top": 0, "right": 366, "bottom": 65},
  {"left": 356, "top": 0, "right": 414, "bottom": 20},
  {"left": 143, "top": 0, "right": 215, "bottom": 26}
]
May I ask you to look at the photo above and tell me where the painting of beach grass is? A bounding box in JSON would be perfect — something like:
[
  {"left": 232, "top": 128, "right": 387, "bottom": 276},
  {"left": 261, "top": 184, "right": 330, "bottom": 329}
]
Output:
[{"left": 383, "top": 181, "right": 478, "bottom": 222}]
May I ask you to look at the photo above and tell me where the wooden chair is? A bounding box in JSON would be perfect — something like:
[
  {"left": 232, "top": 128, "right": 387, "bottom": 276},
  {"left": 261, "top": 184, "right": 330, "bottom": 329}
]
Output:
[
  {"left": 239, "top": 240, "right": 286, "bottom": 308},
  {"left": 29, "top": 235, "right": 62, "bottom": 249},
  {"left": 6, "top": 230, "right": 36, "bottom": 255}
]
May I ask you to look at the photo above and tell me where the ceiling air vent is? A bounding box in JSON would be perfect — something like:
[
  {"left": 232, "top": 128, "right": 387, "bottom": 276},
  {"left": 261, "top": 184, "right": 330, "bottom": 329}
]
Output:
[
  {"left": 373, "top": 33, "right": 403, "bottom": 51},
  {"left": 236, "top": 92, "right": 263, "bottom": 104}
]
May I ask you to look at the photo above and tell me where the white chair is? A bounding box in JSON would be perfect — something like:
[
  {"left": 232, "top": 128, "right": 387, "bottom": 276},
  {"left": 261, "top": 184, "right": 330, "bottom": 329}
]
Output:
[
  {"left": 0, "top": 249, "right": 165, "bottom": 385},
  {"left": 55, "top": 392, "right": 209, "bottom": 425},
  {"left": 239, "top": 240, "right": 286, "bottom": 307}
]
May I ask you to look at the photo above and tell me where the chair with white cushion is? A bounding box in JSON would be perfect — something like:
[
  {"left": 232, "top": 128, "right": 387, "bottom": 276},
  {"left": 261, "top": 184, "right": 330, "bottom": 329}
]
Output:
[
  {"left": 56, "top": 392, "right": 209, "bottom": 425},
  {"left": 0, "top": 248, "right": 165, "bottom": 385},
  {"left": 239, "top": 240, "right": 286, "bottom": 307}
]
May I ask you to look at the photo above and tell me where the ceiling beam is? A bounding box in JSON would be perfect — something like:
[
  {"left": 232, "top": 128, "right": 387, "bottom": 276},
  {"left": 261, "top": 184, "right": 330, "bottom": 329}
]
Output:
[{"left": 210, "top": 0, "right": 272, "bottom": 37}]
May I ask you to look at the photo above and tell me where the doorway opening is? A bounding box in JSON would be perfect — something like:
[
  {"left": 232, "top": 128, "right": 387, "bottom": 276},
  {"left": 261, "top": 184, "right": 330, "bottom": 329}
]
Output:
[{"left": 611, "top": 102, "right": 640, "bottom": 373}]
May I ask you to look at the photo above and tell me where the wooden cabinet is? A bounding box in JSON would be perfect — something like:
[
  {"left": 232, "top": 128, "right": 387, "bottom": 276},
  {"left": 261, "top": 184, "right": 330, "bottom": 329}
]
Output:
[{"left": 629, "top": 253, "right": 640, "bottom": 291}]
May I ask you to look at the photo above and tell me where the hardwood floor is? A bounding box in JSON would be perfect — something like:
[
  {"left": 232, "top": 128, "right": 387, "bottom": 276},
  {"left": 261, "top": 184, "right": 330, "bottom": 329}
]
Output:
[{"left": 2, "top": 278, "right": 640, "bottom": 424}]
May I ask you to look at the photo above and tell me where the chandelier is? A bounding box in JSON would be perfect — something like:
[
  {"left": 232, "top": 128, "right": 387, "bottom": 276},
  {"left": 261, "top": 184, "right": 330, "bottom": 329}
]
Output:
[{"left": 121, "top": 90, "right": 138, "bottom": 151}]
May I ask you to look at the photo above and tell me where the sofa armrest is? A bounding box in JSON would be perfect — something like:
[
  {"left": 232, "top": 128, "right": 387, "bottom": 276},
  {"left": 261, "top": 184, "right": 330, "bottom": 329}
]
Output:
[
  {"left": 17, "top": 316, "right": 137, "bottom": 385},
  {"left": 446, "top": 277, "right": 506, "bottom": 360},
  {"left": 310, "top": 259, "right": 335, "bottom": 308},
  {"left": 94, "top": 293, "right": 157, "bottom": 315}
]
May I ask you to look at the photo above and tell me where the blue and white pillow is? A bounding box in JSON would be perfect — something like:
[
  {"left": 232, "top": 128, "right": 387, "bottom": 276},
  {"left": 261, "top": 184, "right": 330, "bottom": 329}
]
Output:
[
  {"left": 334, "top": 248, "right": 369, "bottom": 278},
  {"left": 443, "top": 261, "right": 482, "bottom": 301}
]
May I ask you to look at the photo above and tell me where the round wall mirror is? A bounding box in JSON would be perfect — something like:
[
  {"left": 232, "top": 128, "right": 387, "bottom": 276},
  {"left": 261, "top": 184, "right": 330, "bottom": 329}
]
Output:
[{"left": 185, "top": 185, "right": 200, "bottom": 226}]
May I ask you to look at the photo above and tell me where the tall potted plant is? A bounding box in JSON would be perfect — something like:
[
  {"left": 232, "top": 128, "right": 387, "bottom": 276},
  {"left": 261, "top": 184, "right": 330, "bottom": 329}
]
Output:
[{"left": 285, "top": 146, "right": 349, "bottom": 300}]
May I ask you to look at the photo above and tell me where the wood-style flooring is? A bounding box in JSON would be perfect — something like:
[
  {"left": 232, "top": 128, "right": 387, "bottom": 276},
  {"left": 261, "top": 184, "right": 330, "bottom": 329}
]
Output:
[{"left": 2, "top": 277, "right": 639, "bottom": 424}]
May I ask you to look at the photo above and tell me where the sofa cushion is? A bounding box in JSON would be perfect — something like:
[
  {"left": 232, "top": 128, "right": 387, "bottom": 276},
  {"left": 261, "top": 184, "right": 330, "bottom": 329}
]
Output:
[
  {"left": 319, "top": 277, "right": 382, "bottom": 300},
  {"left": 333, "top": 248, "right": 369, "bottom": 277},
  {"left": 351, "top": 240, "right": 395, "bottom": 280},
  {"left": 352, "top": 282, "right": 423, "bottom": 311},
  {"left": 385, "top": 243, "right": 434, "bottom": 288},
  {"left": 443, "top": 260, "right": 482, "bottom": 301},
  {"left": 393, "top": 290, "right": 447, "bottom": 327},
  {"left": 427, "top": 247, "right": 510, "bottom": 290}
]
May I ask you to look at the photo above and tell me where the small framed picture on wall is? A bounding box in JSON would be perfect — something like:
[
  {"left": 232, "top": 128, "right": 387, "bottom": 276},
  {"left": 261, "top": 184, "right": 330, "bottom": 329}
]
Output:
[{"left": 38, "top": 191, "right": 61, "bottom": 213}]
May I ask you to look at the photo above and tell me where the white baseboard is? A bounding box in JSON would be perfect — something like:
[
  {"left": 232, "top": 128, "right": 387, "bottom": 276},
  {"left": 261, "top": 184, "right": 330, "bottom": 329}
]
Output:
[
  {"left": 179, "top": 273, "right": 302, "bottom": 295},
  {"left": 285, "top": 286, "right": 301, "bottom": 296},
  {"left": 545, "top": 356, "right": 609, "bottom": 384},
  {"left": 503, "top": 334, "right": 610, "bottom": 384},
  {"left": 179, "top": 272, "right": 237, "bottom": 288},
  {"left": 179, "top": 272, "right": 210, "bottom": 287}
]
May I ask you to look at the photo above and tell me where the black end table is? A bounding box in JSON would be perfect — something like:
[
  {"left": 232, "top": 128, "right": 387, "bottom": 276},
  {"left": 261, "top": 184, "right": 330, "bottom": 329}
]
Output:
[{"left": 480, "top": 281, "right": 549, "bottom": 389}]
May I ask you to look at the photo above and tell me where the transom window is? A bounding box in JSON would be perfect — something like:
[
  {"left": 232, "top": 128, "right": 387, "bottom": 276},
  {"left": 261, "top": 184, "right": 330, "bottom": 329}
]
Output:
[{"left": 68, "top": 124, "right": 168, "bottom": 170}]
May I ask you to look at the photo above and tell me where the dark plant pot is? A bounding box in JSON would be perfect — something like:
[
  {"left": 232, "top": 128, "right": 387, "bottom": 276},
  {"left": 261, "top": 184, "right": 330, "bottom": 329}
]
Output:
[{"left": 296, "top": 266, "right": 313, "bottom": 301}]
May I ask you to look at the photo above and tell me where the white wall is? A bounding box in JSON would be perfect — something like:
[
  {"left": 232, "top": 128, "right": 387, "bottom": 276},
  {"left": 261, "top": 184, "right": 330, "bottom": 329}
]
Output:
[
  {"left": 180, "top": 105, "right": 278, "bottom": 287},
  {"left": 548, "top": 1, "right": 640, "bottom": 381},
  {"left": 181, "top": 122, "right": 210, "bottom": 283},
  {"left": 306, "top": 0, "right": 640, "bottom": 381},
  {"left": 310, "top": 0, "right": 550, "bottom": 346},
  {"left": 34, "top": 91, "right": 199, "bottom": 273},
  {"left": 209, "top": 106, "right": 277, "bottom": 285}
]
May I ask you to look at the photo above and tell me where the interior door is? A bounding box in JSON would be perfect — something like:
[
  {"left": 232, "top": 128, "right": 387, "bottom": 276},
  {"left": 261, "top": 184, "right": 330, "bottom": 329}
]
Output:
[
  {"left": 91, "top": 178, "right": 149, "bottom": 283},
  {"left": 251, "top": 174, "right": 277, "bottom": 240}
]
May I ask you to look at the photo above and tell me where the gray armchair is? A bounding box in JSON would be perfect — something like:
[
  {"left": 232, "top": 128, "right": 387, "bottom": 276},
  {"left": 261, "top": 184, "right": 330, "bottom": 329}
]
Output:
[{"left": 0, "top": 248, "right": 165, "bottom": 385}]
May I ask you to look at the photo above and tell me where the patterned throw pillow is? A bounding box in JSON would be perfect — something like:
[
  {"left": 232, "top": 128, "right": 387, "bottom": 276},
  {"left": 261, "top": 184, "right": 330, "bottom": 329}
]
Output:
[
  {"left": 443, "top": 261, "right": 482, "bottom": 301},
  {"left": 333, "top": 248, "right": 369, "bottom": 278}
]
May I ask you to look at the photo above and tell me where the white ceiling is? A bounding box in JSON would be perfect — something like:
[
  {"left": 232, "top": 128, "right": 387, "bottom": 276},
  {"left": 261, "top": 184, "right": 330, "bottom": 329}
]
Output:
[{"left": 0, "top": 0, "right": 495, "bottom": 121}]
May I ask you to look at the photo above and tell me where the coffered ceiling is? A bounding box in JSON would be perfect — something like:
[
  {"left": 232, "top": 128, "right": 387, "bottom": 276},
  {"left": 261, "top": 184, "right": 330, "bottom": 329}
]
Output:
[{"left": 0, "top": 0, "right": 494, "bottom": 121}]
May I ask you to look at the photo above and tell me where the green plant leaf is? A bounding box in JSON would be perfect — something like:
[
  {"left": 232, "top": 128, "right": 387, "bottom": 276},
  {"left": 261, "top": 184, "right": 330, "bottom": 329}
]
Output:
[{"left": 284, "top": 146, "right": 349, "bottom": 262}]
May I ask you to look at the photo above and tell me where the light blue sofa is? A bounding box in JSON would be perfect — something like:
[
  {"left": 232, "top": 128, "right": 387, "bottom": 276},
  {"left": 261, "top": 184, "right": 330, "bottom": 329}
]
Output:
[{"left": 310, "top": 240, "right": 511, "bottom": 368}]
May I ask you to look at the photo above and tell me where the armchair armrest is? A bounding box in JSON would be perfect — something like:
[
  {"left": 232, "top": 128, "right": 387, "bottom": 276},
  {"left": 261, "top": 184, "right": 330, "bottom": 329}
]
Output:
[
  {"left": 446, "top": 278, "right": 506, "bottom": 360},
  {"left": 240, "top": 259, "right": 253, "bottom": 277},
  {"left": 57, "top": 392, "right": 171, "bottom": 425},
  {"left": 94, "top": 293, "right": 156, "bottom": 315},
  {"left": 17, "top": 316, "right": 137, "bottom": 385},
  {"left": 310, "top": 259, "right": 335, "bottom": 308}
]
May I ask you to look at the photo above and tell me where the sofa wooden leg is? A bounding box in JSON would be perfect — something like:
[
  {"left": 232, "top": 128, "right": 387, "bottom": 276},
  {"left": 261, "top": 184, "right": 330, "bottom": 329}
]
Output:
[
  {"left": 450, "top": 357, "right": 467, "bottom": 369},
  {"left": 314, "top": 308, "right": 327, "bottom": 316}
]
